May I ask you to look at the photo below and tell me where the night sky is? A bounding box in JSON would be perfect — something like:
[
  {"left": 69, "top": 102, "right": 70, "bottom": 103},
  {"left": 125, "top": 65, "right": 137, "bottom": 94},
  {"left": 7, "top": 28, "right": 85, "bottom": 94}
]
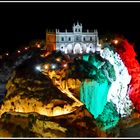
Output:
[{"left": 0, "top": 2, "right": 140, "bottom": 62}]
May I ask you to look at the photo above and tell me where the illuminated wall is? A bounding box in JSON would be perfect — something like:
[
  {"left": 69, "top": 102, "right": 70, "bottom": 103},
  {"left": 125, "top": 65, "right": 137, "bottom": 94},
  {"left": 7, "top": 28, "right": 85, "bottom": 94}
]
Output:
[
  {"left": 46, "top": 32, "right": 56, "bottom": 52},
  {"left": 46, "top": 23, "right": 100, "bottom": 54}
]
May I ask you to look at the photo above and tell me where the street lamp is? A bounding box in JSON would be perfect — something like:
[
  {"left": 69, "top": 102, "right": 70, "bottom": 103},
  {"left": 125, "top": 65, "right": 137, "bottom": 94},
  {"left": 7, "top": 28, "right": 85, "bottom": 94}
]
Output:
[
  {"left": 113, "top": 39, "right": 119, "bottom": 45},
  {"left": 35, "top": 65, "right": 41, "bottom": 71},
  {"left": 51, "top": 64, "right": 56, "bottom": 70},
  {"left": 25, "top": 47, "right": 28, "bottom": 50}
]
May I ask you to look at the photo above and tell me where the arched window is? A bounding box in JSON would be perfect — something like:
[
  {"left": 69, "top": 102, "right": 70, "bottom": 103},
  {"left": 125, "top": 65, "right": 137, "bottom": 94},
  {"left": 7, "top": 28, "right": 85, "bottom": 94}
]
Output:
[
  {"left": 83, "top": 37, "right": 85, "bottom": 41},
  {"left": 78, "top": 29, "right": 80, "bottom": 32},
  {"left": 75, "top": 28, "right": 77, "bottom": 32},
  {"left": 69, "top": 37, "right": 71, "bottom": 41}
]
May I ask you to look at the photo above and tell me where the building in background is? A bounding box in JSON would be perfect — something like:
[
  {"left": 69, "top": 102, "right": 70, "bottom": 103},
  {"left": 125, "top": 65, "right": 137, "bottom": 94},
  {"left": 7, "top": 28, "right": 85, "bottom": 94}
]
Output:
[{"left": 46, "top": 22, "right": 100, "bottom": 54}]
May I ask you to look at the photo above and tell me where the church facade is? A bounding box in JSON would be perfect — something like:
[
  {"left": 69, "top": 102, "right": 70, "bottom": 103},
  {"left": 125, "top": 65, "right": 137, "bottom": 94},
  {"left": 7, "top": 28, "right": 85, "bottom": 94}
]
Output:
[{"left": 46, "top": 22, "right": 100, "bottom": 54}]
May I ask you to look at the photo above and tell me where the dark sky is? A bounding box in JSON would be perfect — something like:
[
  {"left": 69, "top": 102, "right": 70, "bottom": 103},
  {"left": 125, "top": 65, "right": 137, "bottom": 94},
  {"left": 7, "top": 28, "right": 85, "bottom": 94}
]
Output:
[{"left": 0, "top": 2, "right": 140, "bottom": 61}]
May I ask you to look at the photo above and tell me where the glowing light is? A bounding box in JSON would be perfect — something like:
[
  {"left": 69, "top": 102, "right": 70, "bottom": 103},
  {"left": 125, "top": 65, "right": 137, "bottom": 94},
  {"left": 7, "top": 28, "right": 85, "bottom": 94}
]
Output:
[
  {"left": 116, "top": 40, "right": 140, "bottom": 113},
  {"left": 56, "top": 57, "right": 61, "bottom": 62},
  {"left": 100, "top": 47, "right": 132, "bottom": 117},
  {"left": 17, "top": 50, "right": 21, "bottom": 53},
  {"left": 45, "top": 52, "right": 50, "bottom": 57},
  {"left": 113, "top": 39, "right": 119, "bottom": 45},
  {"left": 63, "top": 63, "right": 67, "bottom": 68},
  {"left": 97, "top": 43, "right": 102, "bottom": 47},
  {"left": 44, "top": 64, "right": 49, "bottom": 69},
  {"left": 37, "top": 44, "right": 40, "bottom": 48},
  {"left": 35, "top": 65, "right": 41, "bottom": 71},
  {"left": 6, "top": 53, "right": 9, "bottom": 56},
  {"left": 25, "top": 47, "right": 28, "bottom": 50},
  {"left": 51, "top": 64, "right": 56, "bottom": 70}
]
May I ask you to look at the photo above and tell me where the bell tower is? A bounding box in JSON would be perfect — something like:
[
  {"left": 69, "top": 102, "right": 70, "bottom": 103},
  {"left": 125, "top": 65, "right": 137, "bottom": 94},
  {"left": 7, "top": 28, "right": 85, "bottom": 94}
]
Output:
[
  {"left": 46, "top": 30, "right": 56, "bottom": 52},
  {"left": 73, "top": 22, "right": 82, "bottom": 34}
]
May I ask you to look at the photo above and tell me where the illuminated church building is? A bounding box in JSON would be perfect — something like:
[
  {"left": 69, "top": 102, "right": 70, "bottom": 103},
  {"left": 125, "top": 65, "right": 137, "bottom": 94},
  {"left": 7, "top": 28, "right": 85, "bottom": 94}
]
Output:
[{"left": 46, "top": 22, "right": 101, "bottom": 54}]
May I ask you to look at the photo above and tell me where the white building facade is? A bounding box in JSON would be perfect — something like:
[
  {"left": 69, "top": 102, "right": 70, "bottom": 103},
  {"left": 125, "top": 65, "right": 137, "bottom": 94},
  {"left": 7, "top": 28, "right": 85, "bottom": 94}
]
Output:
[{"left": 55, "top": 22, "right": 100, "bottom": 54}]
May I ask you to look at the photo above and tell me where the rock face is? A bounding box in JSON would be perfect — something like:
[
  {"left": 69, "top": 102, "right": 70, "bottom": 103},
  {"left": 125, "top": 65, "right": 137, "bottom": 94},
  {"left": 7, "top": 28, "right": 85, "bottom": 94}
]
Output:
[
  {"left": 0, "top": 62, "right": 82, "bottom": 117},
  {"left": 0, "top": 106, "right": 97, "bottom": 137},
  {"left": 1, "top": 44, "right": 140, "bottom": 138},
  {"left": 59, "top": 78, "right": 81, "bottom": 99},
  {"left": 0, "top": 55, "right": 98, "bottom": 137},
  {"left": 0, "top": 49, "right": 34, "bottom": 103},
  {"left": 119, "top": 123, "right": 140, "bottom": 137},
  {"left": 118, "top": 112, "right": 140, "bottom": 137},
  {"left": 45, "top": 69, "right": 82, "bottom": 100},
  {"left": 0, "top": 84, "right": 6, "bottom": 102}
]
